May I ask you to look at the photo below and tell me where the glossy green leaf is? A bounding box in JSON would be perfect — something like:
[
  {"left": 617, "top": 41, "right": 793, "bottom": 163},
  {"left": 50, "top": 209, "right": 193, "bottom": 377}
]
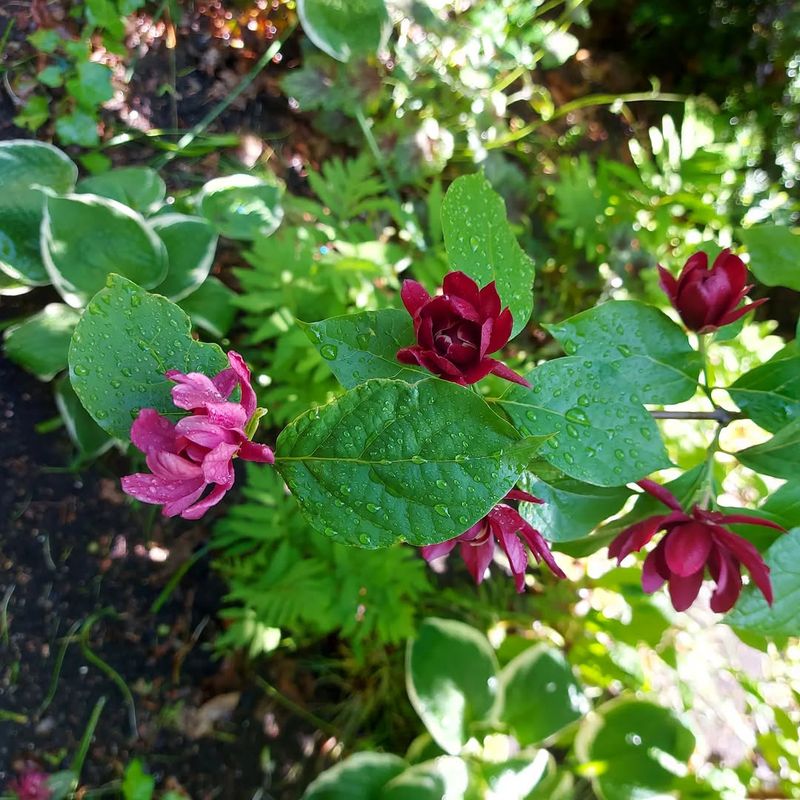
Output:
[
  {"left": 54, "top": 376, "right": 113, "bottom": 458},
  {"left": 297, "top": 0, "right": 391, "bottom": 62},
  {"left": 407, "top": 618, "right": 500, "bottom": 754},
  {"left": 3, "top": 303, "right": 80, "bottom": 380},
  {"left": 42, "top": 194, "right": 168, "bottom": 307},
  {"left": 65, "top": 62, "right": 114, "bottom": 109},
  {"left": 736, "top": 419, "right": 800, "bottom": 479},
  {"left": 738, "top": 225, "right": 800, "bottom": 290},
  {"left": 150, "top": 214, "right": 218, "bottom": 301},
  {"left": 302, "top": 753, "right": 406, "bottom": 800},
  {"left": 478, "top": 751, "right": 560, "bottom": 800},
  {"left": 199, "top": 174, "right": 283, "bottom": 240},
  {"left": 55, "top": 111, "right": 100, "bottom": 147},
  {"left": 726, "top": 528, "right": 800, "bottom": 637},
  {"left": 68, "top": 274, "right": 228, "bottom": 439},
  {"left": 77, "top": 167, "right": 167, "bottom": 214},
  {"left": 575, "top": 699, "right": 695, "bottom": 800},
  {"left": 758, "top": 482, "right": 800, "bottom": 530},
  {"left": 121, "top": 759, "right": 155, "bottom": 800},
  {"left": 728, "top": 356, "right": 800, "bottom": 432},
  {"left": 499, "top": 358, "right": 670, "bottom": 487},
  {"left": 380, "top": 757, "right": 468, "bottom": 800},
  {"left": 178, "top": 276, "right": 236, "bottom": 338},
  {"left": 518, "top": 474, "right": 631, "bottom": 543},
  {"left": 300, "top": 309, "right": 426, "bottom": 388},
  {"left": 546, "top": 300, "right": 701, "bottom": 404},
  {"left": 277, "top": 379, "right": 545, "bottom": 548},
  {"left": 0, "top": 140, "right": 77, "bottom": 284},
  {"left": 441, "top": 173, "right": 535, "bottom": 338},
  {"left": 499, "top": 645, "right": 588, "bottom": 745}
]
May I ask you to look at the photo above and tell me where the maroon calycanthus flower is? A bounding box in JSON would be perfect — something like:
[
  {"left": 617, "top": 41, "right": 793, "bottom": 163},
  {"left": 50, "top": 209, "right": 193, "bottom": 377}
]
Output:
[
  {"left": 658, "top": 249, "right": 767, "bottom": 333},
  {"left": 609, "top": 479, "right": 784, "bottom": 613},
  {"left": 8, "top": 768, "right": 51, "bottom": 800},
  {"left": 397, "top": 271, "right": 529, "bottom": 387},
  {"left": 421, "top": 490, "right": 565, "bottom": 591},
  {"left": 121, "top": 351, "right": 274, "bottom": 520}
]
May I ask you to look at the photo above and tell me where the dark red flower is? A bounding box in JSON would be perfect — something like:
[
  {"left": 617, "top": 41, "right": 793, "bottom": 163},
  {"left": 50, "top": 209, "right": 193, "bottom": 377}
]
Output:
[
  {"left": 658, "top": 249, "right": 767, "bottom": 333},
  {"left": 421, "top": 489, "right": 565, "bottom": 591},
  {"left": 8, "top": 768, "right": 51, "bottom": 800},
  {"left": 609, "top": 479, "right": 784, "bottom": 612},
  {"left": 397, "top": 271, "right": 529, "bottom": 386}
]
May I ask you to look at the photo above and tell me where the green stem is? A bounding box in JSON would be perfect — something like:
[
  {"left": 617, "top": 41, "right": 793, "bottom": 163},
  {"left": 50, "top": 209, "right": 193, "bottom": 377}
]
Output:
[
  {"left": 255, "top": 676, "right": 341, "bottom": 739},
  {"left": 354, "top": 106, "right": 402, "bottom": 205},
  {"left": 39, "top": 619, "right": 82, "bottom": 714},
  {"left": 150, "top": 544, "right": 210, "bottom": 614},
  {"left": 70, "top": 696, "right": 107, "bottom": 780}
]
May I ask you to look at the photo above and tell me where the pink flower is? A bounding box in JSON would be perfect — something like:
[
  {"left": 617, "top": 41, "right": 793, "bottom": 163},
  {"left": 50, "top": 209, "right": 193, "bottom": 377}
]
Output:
[
  {"left": 658, "top": 249, "right": 767, "bottom": 333},
  {"left": 421, "top": 490, "right": 565, "bottom": 591},
  {"left": 608, "top": 479, "right": 784, "bottom": 612},
  {"left": 397, "top": 271, "right": 530, "bottom": 387},
  {"left": 121, "top": 351, "right": 274, "bottom": 520},
  {"left": 8, "top": 769, "right": 51, "bottom": 800}
]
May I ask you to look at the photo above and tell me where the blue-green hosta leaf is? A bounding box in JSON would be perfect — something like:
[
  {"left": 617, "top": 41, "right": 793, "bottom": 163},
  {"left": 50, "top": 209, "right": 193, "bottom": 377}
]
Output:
[
  {"left": 77, "top": 167, "right": 167, "bottom": 214},
  {"left": 276, "top": 378, "right": 545, "bottom": 548},
  {"left": 151, "top": 214, "right": 218, "bottom": 301},
  {"left": 441, "top": 173, "right": 535, "bottom": 338},
  {"left": 736, "top": 419, "right": 800, "bottom": 480},
  {"left": 499, "top": 645, "right": 589, "bottom": 745},
  {"left": 178, "top": 276, "right": 235, "bottom": 339},
  {"left": 499, "top": 358, "right": 670, "bottom": 487},
  {"left": 0, "top": 139, "right": 77, "bottom": 284},
  {"left": 68, "top": 274, "right": 228, "bottom": 439},
  {"left": 726, "top": 528, "right": 800, "bottom": 637},
  {"left": 546, "top": 300, "right": 702, "bottom": 405},
  {"left": 3, "top": 303, "right": 79, "bottom": 380},
  {"left": 43, "top": 194, "right": 168, "bottom": 307},
  {"left": 728, "top": 356, "right": 800, "bottom": 432},
  {"left": 738, "top": 225, "right": 800, "bottom": 291},
  {"left": 380, "top": 757, "right": 469, "bottom": 800},
  {"left": 299, "top": 309, "right": 426, "bottom": 388},
  {"left": 198, "top": 174, "right": 283, "bottom": 241},
  {"left": 297, "top": 0, "right": 391, "bottom": 62},
  {"left": 575, "top": 699, "right": 695, "bottom": 800},
  {"left": 407, "top": 618, "right": 500, "bottom": 754},
  {"left": 302, "top": 753, "right": 406, "bottom": 800}
]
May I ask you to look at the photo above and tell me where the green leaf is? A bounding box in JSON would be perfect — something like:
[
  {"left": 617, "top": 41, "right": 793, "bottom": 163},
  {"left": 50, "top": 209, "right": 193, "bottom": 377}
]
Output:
[
  {"left": 407, "top": 618, "right": 500, "bottom": 754},
  {"left": 302, "top": 753, "right": 406, "bottom": 800},
  {"left": 477, "top": 751, "right": 560, "bottom": 800},
  {"left": 68, "top": 274, "right": 228, "bottom": 439},
  {"left": 121, "top": 759, "right": 155, "bottom": 800},
  {"left": 3, "top": 303, "right": 79, "bottom": 380},
  {"left": 518, "top": 475, "right": 631, "bottom": 543},
  {"left": 297, "top": 0, "right": 391, "bottom": 62},
  {"left": 77, "top": 167, "right": 167, "bottom": 214},
  {"left": 545, "top": 300, "right": 702, "bottom": 405},
  {"left": 441, "top": 173, "right": 535, "bottom": 338},
  {"left": 276, "top": 378, "right": 542, "bottom": 548},
  {"left": 736, "top": 419, "right": 800, "bottom": 479},
  {"left": 55, "top": 375, "right": 113, "bottom": 458},
  {"left": 38, "top": 65, "right": 65, "bottom": 87},
  {"left": 66, "top": 62, "right": 114, "bottom": 109},
  {"left": 738, "top": 225, "right": 800, "bottom": 290},
  {"left": 380, "top": 757, "right": 469, "bottom": 800},
  {"left": 300, "top": 309, "right": 426, "bottom": 388},
  {"left": 42, "top": 194, "right": 168, "bottom": 307},
  {"left": 726, "top": 528, "right": 800, "bottom": 637},
  {"left": 728, "top": 357, "right": 800, "bottom": 433},
  {"left": 499, "top": 358, "right": 670, "bottom": 487},
  {"left": 55, "top": 110, "right": 100, "bottom": 147},
  {"left": 575, "top": 699, "right": 695, "bottom": 800},
  {"left": 198, "top": 174, "right": 283, "bottom": 240},
  {"left": 13, "top": 95, "right": 50, "bottom": 132},
  {"left": 0, "top": 139, "right": 77, "bottom": 284},
  {"left": 29, "top": 28, "right": 63, "bottom": 52},
  {"left": 499, "top": 645, "right": 588, "bottom": 745},
  {"left": 759, "top": 482, "right": 800, "bottom": 530},
  {"left": 178, "top": 276, "right": 235, "bottom": 338},
  {"left": 150, "top": 214, "right": 218, "bottom": 301}
]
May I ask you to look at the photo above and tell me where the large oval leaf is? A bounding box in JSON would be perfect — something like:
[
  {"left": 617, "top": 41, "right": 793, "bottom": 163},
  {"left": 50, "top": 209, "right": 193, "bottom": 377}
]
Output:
[
  {"left": 68, "top": 274, "right": 228, "bottom": 439},
  {"left": 728, "top": 356, "right": 800, "bottom": 433},
  {"left": 303, "top": 753, "right": 406, "bottom": 800},
  {"left": 441, "top": 173, "right": 535, "bottom": 338},
  {"left": 198, "top": 174, "right": 283, "bottom": 241},
  {"left": 275, "top": 378, "right": 543, "bottom": 548},
  {"left": 736, "top": 418, "right": 800, "bottom": 480},
  {"left": 499, "top": 358, "right": 670, "bottom": 487},
  {"left": 43, "top": 194, "right": 168, "bottom": 307},
  {"left": 0, "top": 139, "right": 77, "bottom": 284},
  {"left": 297, "top": 0, "right": 391, "bottom": 63},
  {"left": 76, "top": 167, "right": 167, "bottom": 214},
  {"left": 406, "top": 618, "right": 500, "bottom": 754},
  {"left": 738, "top": 225, "right": 800, "bottom": 291}
]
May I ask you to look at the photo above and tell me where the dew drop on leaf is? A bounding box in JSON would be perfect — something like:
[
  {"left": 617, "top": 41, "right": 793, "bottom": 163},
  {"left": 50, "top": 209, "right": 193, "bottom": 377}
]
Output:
[{"left": 320, "top": 344, "right": 338, "bottom": 360}]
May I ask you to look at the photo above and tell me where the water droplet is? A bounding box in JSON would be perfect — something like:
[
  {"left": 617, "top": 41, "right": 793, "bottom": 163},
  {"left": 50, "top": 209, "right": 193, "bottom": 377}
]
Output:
[
  {"left": 88, "top": 303, "right": 105, "bottom": 317},
  {"left": 96, "top": 410, "right": 108, "bottom": 419},
  {"left": 73, "top": 365, "right": 89, "bottom": 376},
  {"left": 130, "top": 294, "right": 142, "bottom": 307},
  {"left": 434, "top": 504, "right": 450, "bottom": 518},
  {"left": 526, "top": 410, "right": 537, "bottom": 421},
  {"left": 110, "top": 379, "right": 121, "bottom": 389},
  {"left": 614, "top": 449, "right": 625, "bottom": 460},
  {"left": 565, "top": 407, "right": 590, "bottom": 426},
  {"left": 320, "top": 344, "right": 338, "bottom": 360},
  {"left": 435, "top": 479, "right": 448, "bottom": 489},
  {"left": 563, "top": 339, "right": 577, "bottom": 355},
  {"left": 577, "top": 394, "right": 590, "bottom": 407},
  {"left": 121, "top": 367, "right": 132, "bottom": 377},
  {"left": 339, "top": 484, "right": 351, "bottom": 495},
  {"left": 469, "top": 235, "right": 480, "bottom": 251},
  {"left": 356, "top": 333, "right": 370, "bottom": 349},
  {"left": 411, "top": 455, "right": 426, "bottom": 464},
  {"left": 617, "top": 344, "right": 632, "bottom": 357},
  {"left": 366, "top": 503, "right": 380, "bottom": 513},
  {"left": 565, "top": 424, "right": 579, "bottom": 438},
  {"left": 563, "top": 452, "right": 575, "bottom": 464},
  {"left": 324, "top": 527, "right": 337, "bottom": 538},
  {"left": 359, "top": 533, "right": 372, "bottom": 546},
  {"left": 455, "top": 454, "right": 468, "bottom": 463}
]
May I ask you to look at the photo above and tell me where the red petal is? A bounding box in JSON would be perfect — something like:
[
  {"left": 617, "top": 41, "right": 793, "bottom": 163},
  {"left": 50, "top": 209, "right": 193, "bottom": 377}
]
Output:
[
  {"left": 715, "top": 297, "right": 768, "bottom": 328},
  {"left": 443, "top": 271, "right": 480, "bottom": 305},
  {"left": 460, "top": 358, "right": 498, "bottom": 385},
  {"left": 667, "top": 570, "right": 705, "bottom": 611},
  {"left": 715, "top": 512, "right": 785, "bottom": 532},
  {"left": 459, "top": 537, "right": 495, "bottom": 584},
  {"left": 420, "top": 538, "right": 458, "bottom": 563},
  {"left": 714, "top": 249, "right": 747, "bottom": 293},
  {"left": 637, "top": 479, "right": 683, "bottom": 511},
  {"left": 488, "top": 359, "right": 530, "bottom": 387},
  {"left": 708, "top": 546, "right": 743, "bottom": 613},
  {"left": 677, "top": 251, "right": 708, "bottom": 284},
  {"left": 642, "top": 544, "right": 669, "bottom": 593},
  {"left": 397, "top": 345, "right": 423, "bottom": 365},
  {"left": 657, "top": 265, "right": 679, "bottom": 303},
  {"left": 505, "top": 489, "right": 543, "bottom": 504},
  {"left": 401, "top": 280, "right": 431, "bottom": 317},
  {"left": 608, "top": 514, "right": 669, "bottom": 562},
  {"left": 478, "top": 281, "right": 502, "bottom": 318},
  {"left": 712, "top": 528, "right": 773, "bottom": 605},
  {"left": 663, "top": 522, "right": 713, "bottom": 577},
  {"left": 486, "top": 308, "right": 513, "bottom": 353}
]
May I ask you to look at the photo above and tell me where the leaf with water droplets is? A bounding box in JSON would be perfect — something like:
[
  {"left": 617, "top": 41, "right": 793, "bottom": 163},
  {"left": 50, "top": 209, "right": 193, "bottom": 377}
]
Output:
[
  {"left": 499, "top": 357, "right": 670, "bottom": 486},
  {"left": 275, "top": 378, "right": 547, "bottom": 548},
  {"left": 546, "top": 300, "right": 701, "bottom": 404},
  {"left": 298, "top": 309, "right": 428, "bottom": 388},
  {"left": 441, "top": 173, "right": 535, "bottom": 338},
  {"left": 68, "top": 274, "right": 228, "bottom": 439}
]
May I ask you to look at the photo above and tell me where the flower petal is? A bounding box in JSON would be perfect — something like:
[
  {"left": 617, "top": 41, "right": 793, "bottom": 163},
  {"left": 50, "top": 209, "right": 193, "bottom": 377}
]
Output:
[
  {"left": 667, "top": 569, "right": 704, "bottom": 612},
  {"left": 238, "top": 440, "right": 275, "bottom": 463},
  {"left": 181, "top": 483, "right": 228, "bottom": 520},
  {"left": 401, "top": 279, "right": 431, "bottom": 317},
  {"left": 478, "top": 281, "right": 502, "bottom": 319},
  {"left": 175, "top": 415, "right": 238, "bottom": 448},
  {"left": 202, "top": 442, "right": 240, "bottom": 488},
  {"left": 121, "top": 473, "right": 204, "bottom": 504},
  {"left": 146, "top": 451, "right": 204, "bottom": 480},
  {"left": 505, "top": 489, "right": 543, "bottom": 504},
  {"left": 130, "top": 408, "right": 178, "bottom": 455},
  {"left": 608, "top": 514, "right": 669, "bottom": 562},
  {"left": 712, "top": 527, "right": 773, "bottom": 605},
  {"left": 227, "top": 350, "right": 257, "bottom": 419},
  {"left": 708, "top": 546, "right": 743, "bottom": 613},
  {"left": 637, "top": 479, "right": 683, "bottom": 511},
  {"left": 443, "top": 271, "right": 480, "bottom": 305},
  {"left": 421, "top": 538, "right": 459, "bottom": 562},
  {"left": 657, "top": 264, "right": 678, "bottom": 302},
  {"left": 487, "top": 359, "right": 530, "bottom": 387},
  {"left": 642, "top": 543, "right": 668, "bottom": 593},
  {"left": 204, "top": 402, "right": 249, "bottom": 430},
  {"left": 663, "top": 522, "right": 713, "bottom": 577},
  {"left": 212, "top": 367, "right": 238, "bottom": 398},
  {"left": 459, "top": 537, "right": 495, "bottom": 584},
  {"left": 486, "top": 307, "right": 513, "bottom": 353},
  {"left": 169, "top": 371, "right": 227, "bottom": 410}
]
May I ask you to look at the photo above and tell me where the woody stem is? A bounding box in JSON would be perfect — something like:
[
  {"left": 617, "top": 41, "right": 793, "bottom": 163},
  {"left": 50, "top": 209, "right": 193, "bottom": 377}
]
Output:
[{"left": 649, "top": 408, "right": 741, "bottom": 424}]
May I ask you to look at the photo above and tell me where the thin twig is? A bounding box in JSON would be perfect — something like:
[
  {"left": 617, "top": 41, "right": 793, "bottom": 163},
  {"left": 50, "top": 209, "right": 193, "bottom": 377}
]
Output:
[
  {"left": 39, "top": 619, "right": 82, "bottom": 714},
  {"left": 70, "top": 696, "right": 107, "bottom": 780},
  {"left": 649, "top": 408, "right": 740, "bottom": 424},
  {"left": 255, "top": 676, "right": 341, "bottom": 739}
]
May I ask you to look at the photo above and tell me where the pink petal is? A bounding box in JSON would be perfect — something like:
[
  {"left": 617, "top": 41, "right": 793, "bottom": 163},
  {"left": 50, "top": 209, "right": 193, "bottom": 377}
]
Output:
[
  {"left": 175, "top": 415, "right": 238, "bottom": 448},
  {"left": 637, "top": 479, "right": 683, "bottom": 511},
  {"left": 162, "top": 483, "right": 207, "bottom": 517},
  {"left": 121, "top": 473, "right": 204, "bottom": 504},
  {"left": 212, "top": 367, "right": 238, "bottom": 398},
  {"left": 146, "top": 451, "right": 204, "bottom": 480},
  {"left": 130, "top": 408, "right": 178, "bottom": 455},
  {"left": 202, "top": 442, "right": 240, "bottom": 487},
  {"left": 227, "top": 351, "right": 257, "bottom": 419},
  {"left": 181, "top": 484, "right": 228, "bottom": 520},
  {"left": 169, "top": 371, "right": 226, "bottom": 410},
  {"left": 401, "top": 280, "right": 431, "bottom": 317},
  {"left": 667, "top": 570, "right": 705, "bottom": 612},
  {"left": 204, "top": 402, "right": 248, "bottom": 430},
  {"left": 663, "top": 522, "right": 713, "bottom": 577},
  {"left": 239, "top": 440, "right": 275, "bottom": 463},
  {"left": 421, "top": 538, "right": 459, "bottom": 563},
  {"left": 459, "top": 536, "right": 495, "bottom": 585}
]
